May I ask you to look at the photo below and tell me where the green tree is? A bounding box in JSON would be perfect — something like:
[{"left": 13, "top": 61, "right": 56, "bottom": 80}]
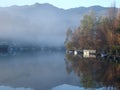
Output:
[{"left": 79, "top": 11, "right": 98, "bottom": 49}]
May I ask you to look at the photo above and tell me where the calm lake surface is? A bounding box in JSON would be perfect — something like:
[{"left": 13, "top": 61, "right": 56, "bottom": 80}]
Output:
[
  {"left": 0, "top": 51, "right": 120, "bottom": 90},
  {"left": 0, "top": 51, "right": 79, "bottom": 90}
]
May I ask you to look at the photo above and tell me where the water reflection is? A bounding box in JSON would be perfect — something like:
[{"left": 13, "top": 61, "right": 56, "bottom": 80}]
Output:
[
  {"left": 0, "top": 50, "right": 120, "bottom": 90},
  {"left": 65, "top": 54, "right": 120, "bottom": 90},
  {"left": 0, "top": 51, "right": 78, "bottom": 90}
]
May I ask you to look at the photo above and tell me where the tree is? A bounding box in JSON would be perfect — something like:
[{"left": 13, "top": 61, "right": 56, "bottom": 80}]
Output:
[
  {"left": 79, "top": 11, "right": 97, "bottom": 49},
  {"left": 65, "top": 28, "right": 72, "bottom": 44},
  {"left": 65, "top": 28, "right": 73, "bottom": 50},
  {"left": 65, "top": 7, "right": 120, "bottom": 55}
]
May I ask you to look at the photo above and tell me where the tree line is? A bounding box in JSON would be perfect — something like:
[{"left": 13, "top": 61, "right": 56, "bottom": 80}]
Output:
[{"left": 65, "top": 7, "right": 120, "bottom": 55}]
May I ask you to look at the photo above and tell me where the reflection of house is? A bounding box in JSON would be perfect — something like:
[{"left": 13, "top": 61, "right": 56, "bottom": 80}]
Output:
[{"left": 83, "top": 50, "right": 96, "bottom": 58}]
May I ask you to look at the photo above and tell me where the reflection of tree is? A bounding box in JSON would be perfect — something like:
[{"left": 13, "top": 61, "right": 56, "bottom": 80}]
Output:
[{"left": 65, "top": 54, "right": 120, "bottom": 89}]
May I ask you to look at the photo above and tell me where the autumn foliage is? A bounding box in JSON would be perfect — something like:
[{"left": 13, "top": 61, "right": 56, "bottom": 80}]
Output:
[{"left": 65, "top": 8, "right": 120, "bottom": 55}]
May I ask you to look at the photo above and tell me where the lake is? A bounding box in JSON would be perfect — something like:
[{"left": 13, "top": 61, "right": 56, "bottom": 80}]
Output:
[
  {"left": 0, "top": 51, "right": 79, "bottom": 90},
  {"left": 0, "top": 51, "right": 120, "bottom": 90}
]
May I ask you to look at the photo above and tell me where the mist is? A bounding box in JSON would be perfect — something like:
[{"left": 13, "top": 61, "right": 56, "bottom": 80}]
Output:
[
  {"left": 0, "top": 3, "right": 108, "bottom": 47},
  {"left": 0, "top": 3, "right": 78, "bottom": 47},
  {"left": 0, "top": 12, "right": 63, "bottom": 47}
]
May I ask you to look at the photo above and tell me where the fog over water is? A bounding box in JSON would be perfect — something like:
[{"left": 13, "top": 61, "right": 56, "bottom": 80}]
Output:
[
  {"left": 0, "top": 12, "right": 65, "bottom": 46},
  {"left": 0, "top": 3, "right": 79, "bottom": 47},
  {"left": 0, "top": 3, "right": 116, "bottom": 90}
]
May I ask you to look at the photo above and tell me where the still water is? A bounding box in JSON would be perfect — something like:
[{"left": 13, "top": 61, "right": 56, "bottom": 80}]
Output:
[
  {"left": 0, "top": 51, "right": 79, "bottom": 90},
  {"left": 0, "top": 51, "right": 120, "bottom": 90}
]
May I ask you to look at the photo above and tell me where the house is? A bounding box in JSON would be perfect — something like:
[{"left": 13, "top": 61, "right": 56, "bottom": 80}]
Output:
[
  {"left": 83, "top": 50, "right": 96, "bottom": 58},
  {"left": 74, "top": 50, "right": 77, "bottom": 56},
  {"left": 66, "top": 50, "right": 78, "bottom": 56}
]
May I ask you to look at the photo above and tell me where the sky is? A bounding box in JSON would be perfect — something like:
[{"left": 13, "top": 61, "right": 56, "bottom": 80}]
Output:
[{"left": 0, "top": 0, "right": 120, "bottom": 9}]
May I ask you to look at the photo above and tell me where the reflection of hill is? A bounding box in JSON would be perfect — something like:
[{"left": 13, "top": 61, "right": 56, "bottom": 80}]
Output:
[{"left": 65, "top": 54, "right": 120, "bottom": 89}]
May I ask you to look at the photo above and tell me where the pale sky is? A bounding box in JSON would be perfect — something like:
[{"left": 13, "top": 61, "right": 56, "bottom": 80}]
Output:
[{"left": 0, "top": 0, "right": 120, "bottom": 9}]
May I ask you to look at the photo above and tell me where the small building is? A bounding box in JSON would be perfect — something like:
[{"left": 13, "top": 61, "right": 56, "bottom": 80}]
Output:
[
  {"left": 74, "top": 50, "right": 77, "bottom": 56},
  {"left": 83, "top": 50, "right": 96, "bottom": 58},
  {"left": 66, "top": 50, "right": 78, "bottom": 56}
]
